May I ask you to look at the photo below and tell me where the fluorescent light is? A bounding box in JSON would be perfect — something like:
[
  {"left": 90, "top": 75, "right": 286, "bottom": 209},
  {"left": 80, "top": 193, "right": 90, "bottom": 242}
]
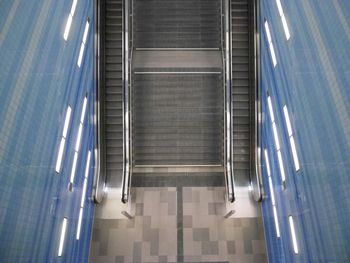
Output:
[
  {"left": 55, "top": 138, "right": 66, "bottom": 173},
  {"left": 264, "top": 149, "right": 271, "bottom": 176},
  {"left": 272, "top": 123, "right": 280, "bottom": 150},
  {"left": 267, "top": 96, "right": 275, "bottom": 122},
  {"left": 290, "top": 136, "right": 300, "bottom": 171},
  {"left": 77, "top": 151, "right": 91, "bottom": 240},
  {"left": 283, "top": 105, "right": 300, "bottom": 171},
  {"left": 277, "top": 151, "right": 286, "bottom": 182},
  {"left": 81, "top": 151, "right": 91, "bottom": 207},
  {"left": 70, "top": 152, "right": 78, "bottom": 184},
  {"left": 63, "top": 14, "right": 73, "bottom": 41},
  {"left": 270, "top": 44, "right": 277, "bottom": 67},
  {"left": 76, "top": 208, "right": 83, "bottom": 240},
  {"left": 268, "top": 177, "right": 276, "bottom": 206},
  {"left": 275, "top": 0, "right": 283, "bottom": 16},
  {"left": 84, "top": 151, "right": 91, "bottom": 179},
  {"left": 81, "top": 178, "right": 88, "bottom": 208},
  {"left": 63, "top": 0, "right": 79, "bottom": 41},
  {"left": 289, "top": 215, "right": 299, "bottom": 254},
  {"left": 82, "top": 21, "right": 90, "bottom": 44},
  {"left": 275, "top": 0, "right": 291, "bottom": 40},
  {"left": 58, "top": 218, "right": 68, "bottom": 257},
  {"left": 281, "top": 15, "right": 290, "bottom": 40},
  {"left": 62, "top": 106, "right": 72, "bottom": 138},
  {"left": 283, "top": 106, "right": 293, "bottom": 136},
  {"left": 77, "top": 20, "right": 90, "bottom": 68},
  {"left": 80, "top": 97, "right": 87, "bottom": 123},
  {"left": 70, "top": 0, "right": 78, "bottom": 16},
  {"left": 75, "top": 123, "right": 83, "bottom": 152},
  {"left": 264, "top": 21, "right": 272, "bottom": 43},
  {"left": 273, "top": 206, "right": 281, "bottom": 238},
  {"left": 77, "top": 42, "right": 85, "bottom": 68},
  {"left": 264, "top": 21, "right": 277, "bottom": 67}
]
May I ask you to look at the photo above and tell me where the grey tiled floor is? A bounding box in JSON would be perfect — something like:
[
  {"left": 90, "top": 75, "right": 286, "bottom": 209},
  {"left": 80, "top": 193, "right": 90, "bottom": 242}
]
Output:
[
  {"left": 90, "top": 188, "right": 178, "bottom": 263},
  {"left": 182, "top": 187, "right": 267, "bottom": 263},
  {"left": 90, "top": 178, "right": 267, "bottom": 262}
]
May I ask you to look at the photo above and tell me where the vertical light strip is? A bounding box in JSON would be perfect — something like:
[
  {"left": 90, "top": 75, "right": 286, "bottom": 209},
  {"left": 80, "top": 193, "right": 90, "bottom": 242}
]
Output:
[
  {"left": 76, "top": 208, "right": 83, "bottom": 240},
  {"left": 277, "top": 151, "right": 286, "bottom": 182},
  {"left": 56, "top": 106, "right": 72, "bottom": 173},
  {"left": 70, "top": 152, "right": 78, "bottom": 184},
  {"left": 283, "top": 106, "right": 293, "bottom": 136},
  {"left": 270, "top": 44, "right": 277, "bottom": 67},
  {"left": 267, "top": 96, "right": 275, "bottom": 122},
  {"left": 267, "top": 96, "right": 286, "bottom": 184},
  {"left": 75, "top": 124, "right": 83, "bottom": 152},
  {"left": 76, "top": 150, "right": 91, "bottom": 240},
  {"left": 58, "top": 218, "right": 68, "bottom": 257},
  {"left": 275, "top": 0, "right": 290, "bottom": 40},
  {"left": 264, "top": 20, "right": 277, "bottom": 67},
  {"left": 77, "top": 44, "right": 85, "bottom": 68},
  {"left": 62, "top": 107, "right": 72, "bottom": 138},
  {"left": 77, "top": 19, "right": 90, "bottom": 67},
  {"left": 264, "top": 149, "right": 271, "bottom": 176},
  {"left": 82, "top": 21, "right": 90, "bottom": 43},
  {"left": 80, "top": 178, "right": 88, "bottom": 208},
  {"left": 70, "top": 0, "right": 78, "bottom": 15},
  {"left": 289, "top": 215, "right": 299, "bottom": 254},
  {"left": 264, "top": 149, "right": 281, "bottom": 238},
  {"left": 55, "top": 138, "right": 66, "bottom": 173},
  {"left": 290, "top": 137, "right": 300, "bottom": 171},
  {"left": 80, "top": 97, "right": 88, "bottom": 123},
  {"left": 273, "top": 206, "right": 281, "bottom": 238},
  {"left": 283, "top": 106, "right": 300, "bottom": 171},
  {"left": 264, "top": 21, "right": 272, "bottom": 43},
  {"left": 69, "top": 96, "right": 88, "bottom": 188},
  {"left": 63, "top": 0, "right": 79, "bottom": 41},
  {"left": 268, "top": 177, "right": 276, "bottom": 206},
  {"left": 272, "top": 123, "right": 281, "bottom": 150}
]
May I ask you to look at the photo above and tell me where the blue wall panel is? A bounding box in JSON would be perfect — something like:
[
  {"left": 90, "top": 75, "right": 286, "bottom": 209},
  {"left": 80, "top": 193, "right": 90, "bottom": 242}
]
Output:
[
  {"left": 260, "top": 0, "right": 350, "bottom": 262},
  {"left": 0, "top": 0, "right": 95, "bottom": 262}
]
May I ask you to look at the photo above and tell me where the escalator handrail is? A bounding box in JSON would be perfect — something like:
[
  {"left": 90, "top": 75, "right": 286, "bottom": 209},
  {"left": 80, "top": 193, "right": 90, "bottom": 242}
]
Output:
[
  {"left": 223, "top": 0, "right": 235, "bottom": 203},
  {"left": 121, "top": 0, "right": 131, "bottom": 204},
  {"left": 250, "top": 0, "right": 264, "bottom": 202},
  {"left": 92, "top": 0, "right": 105, "bottom": 204}
]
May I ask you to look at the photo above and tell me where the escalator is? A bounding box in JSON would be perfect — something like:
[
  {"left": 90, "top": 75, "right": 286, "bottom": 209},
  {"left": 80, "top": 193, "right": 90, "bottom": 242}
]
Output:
[
  {"left": 231, "top": 0, "right": 251, "bottom": 186},
  {"left": 93, "top": 0, "right": 124, "bottom": 202},
  {"left": 93, "top": 0, "right": 262, "bottom": 207}
]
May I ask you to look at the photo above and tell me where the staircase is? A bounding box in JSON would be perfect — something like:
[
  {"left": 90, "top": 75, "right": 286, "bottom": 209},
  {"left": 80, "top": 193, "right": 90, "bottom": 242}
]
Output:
[
  {"left": 133, "top": 0, "right": 221, "bottom": 48},
  {"left": 132, "top": 71, "right": 223, "bottom": 166},
  {"left": 231, "top": 0, "right": 251, "bottom": 185},
  {"left": 131, "top": 0, "right": 224, "bottom": 167}
]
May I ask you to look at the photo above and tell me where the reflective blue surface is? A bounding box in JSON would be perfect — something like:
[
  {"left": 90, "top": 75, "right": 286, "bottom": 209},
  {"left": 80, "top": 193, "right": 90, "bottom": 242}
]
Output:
[
  {"left": 0, "top": 0, "right": 95, "bottom": 262},
  {"left": 260, "top": 1, "right": 350, "bottom": 262}
]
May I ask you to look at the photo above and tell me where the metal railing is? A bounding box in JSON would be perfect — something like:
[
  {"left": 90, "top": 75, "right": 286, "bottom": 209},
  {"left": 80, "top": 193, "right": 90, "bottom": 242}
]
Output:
[
  {"left": 223, "top": 0, "right": 235, "bottom": 203},
  {"left": 92, "top": 0, "right": 105, "bottom": 204},
  {"left": 121, "top": 0, "right": 132, "bottom": 203},
  {"left": 250, "top": 0, "right": 264, "bottom": 202}
]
